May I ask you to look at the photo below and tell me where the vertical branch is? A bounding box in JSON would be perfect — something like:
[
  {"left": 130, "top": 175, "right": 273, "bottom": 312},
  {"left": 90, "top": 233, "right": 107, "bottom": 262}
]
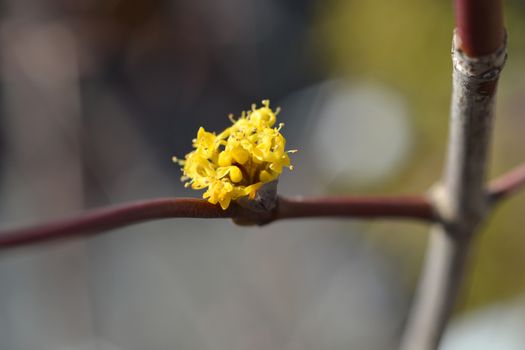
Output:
[
  {"left": 400, "top": 1, "right": 506, "bottom": 349},
  {"left": 454, "top": 0, "right": 504, "bottom": 56}
]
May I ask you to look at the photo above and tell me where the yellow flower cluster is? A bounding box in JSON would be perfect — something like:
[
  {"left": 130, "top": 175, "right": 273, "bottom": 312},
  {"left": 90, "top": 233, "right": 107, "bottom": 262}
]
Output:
[{"left": 174, "top": 100, "right": 295, "bottom": 209}]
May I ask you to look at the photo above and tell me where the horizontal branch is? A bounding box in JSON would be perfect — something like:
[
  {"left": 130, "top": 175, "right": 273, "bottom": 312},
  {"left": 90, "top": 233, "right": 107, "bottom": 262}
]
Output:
[
  {"left": 0, "top": 194, "right": 434, "bottom": 250},
  {"left": 276, "top": 196, "right": 433, "bottom": 221},
  {"left": 0, "top": 198, "right": 230, "bottom": 249},
  {"left": 2, "top": 158, "right": 524, "bottom": 251}
]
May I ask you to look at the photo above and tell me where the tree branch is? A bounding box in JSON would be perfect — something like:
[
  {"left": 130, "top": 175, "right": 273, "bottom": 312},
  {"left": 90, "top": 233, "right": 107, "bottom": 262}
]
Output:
[
  {"left": 276, "top": 196, "right": 434, "bottom": 221},
  {"left": 488, "top": 162, "right": 525, "bottom": 202},
  {"left": 2, "top": 158, "right": 524, "bottom": 252},
  {"left": 454, "top": 0, "right": 504, "bottom": 57},
  {"left": 0, "top": 198, "right": 230, "bottom": 249},
  {"left": 0, "top": 194, "right": 434, "bottom": 250},
  {"left": 400, "top": 1, "right": 506, "bottom": 349}
]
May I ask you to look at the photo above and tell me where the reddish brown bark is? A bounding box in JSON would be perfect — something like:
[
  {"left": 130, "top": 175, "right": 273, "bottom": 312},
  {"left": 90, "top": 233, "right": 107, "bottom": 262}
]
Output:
[
  {"left": 454, "top": 0, "right": 505, "bottom": 57},
  {"left": 0, "top": 195, "right": 434, "bottom": 249}
]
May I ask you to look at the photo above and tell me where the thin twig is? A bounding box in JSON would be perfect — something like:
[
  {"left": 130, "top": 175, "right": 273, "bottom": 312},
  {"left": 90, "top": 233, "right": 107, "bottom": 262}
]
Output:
[
  {"left": 0, "top": 195, "right": 434, "bottom": 250},
  {"left": 2, "top": 157, "right": 525, "bottom": 251},
  {"left": 488, "top": 162, "right": 525, "bottom": 201},
  {"left": 0, "top": 198, "right": 230, "bottom": 249},
  {"left": 276, "top": 196, "right": 434, "bottom": 221}
]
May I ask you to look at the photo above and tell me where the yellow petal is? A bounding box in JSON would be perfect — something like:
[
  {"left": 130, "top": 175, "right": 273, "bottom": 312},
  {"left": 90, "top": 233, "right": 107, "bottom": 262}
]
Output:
[
  {"left": 216, "top": 167, "right": 230, "bottom": 179},
  {"left": 269, "top": 162, "right": 283, "bottom": 174},
  {"left": 245, "top": 182, "right": 262, "bottom": 199},
  {"left": 218, "top": 151, "right": 232, "bottom": 166},
  {"left": 229, "top": 166, "right": 243, "bottom": 183},
  {"left": 232, "top": 148, "right": 249, "bottom": 164},
  {"left": 259, "top": 170, "right": 273, "bottom": 182},
  {"left": 281, "top": 154, "right": 291, "bottom": 167},
  {"left": 219, "top": 197, "right": 231, "bottom": 210}
]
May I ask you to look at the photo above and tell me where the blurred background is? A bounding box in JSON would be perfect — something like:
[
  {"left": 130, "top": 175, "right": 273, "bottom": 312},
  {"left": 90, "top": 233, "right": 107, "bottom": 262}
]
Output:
[{"left": 1, "top": 0, "right": 525, "bottom": 349}]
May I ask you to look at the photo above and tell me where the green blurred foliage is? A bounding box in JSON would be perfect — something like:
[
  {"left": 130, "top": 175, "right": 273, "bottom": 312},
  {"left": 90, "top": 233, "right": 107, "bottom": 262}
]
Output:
[{"left": 312, "top": 0, "right": 525, "bottom": 314}]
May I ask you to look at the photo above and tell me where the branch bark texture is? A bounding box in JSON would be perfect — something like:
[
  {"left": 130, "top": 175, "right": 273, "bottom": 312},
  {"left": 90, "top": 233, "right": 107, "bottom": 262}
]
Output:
[
  {"left": 400, "top": 7, "right": 506, "bottom": 350},
  {"left": 2, "top": 161, "right": 525, "bottom": 251},
  {"left": 0, "top": 195, "right": 434, "bottom": 250},
  {"left": 454, "top": 0, "right": 504, "bottom": 56},
  {"left": 489, "top": 162, "right": 525, "bottom": 202}
]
